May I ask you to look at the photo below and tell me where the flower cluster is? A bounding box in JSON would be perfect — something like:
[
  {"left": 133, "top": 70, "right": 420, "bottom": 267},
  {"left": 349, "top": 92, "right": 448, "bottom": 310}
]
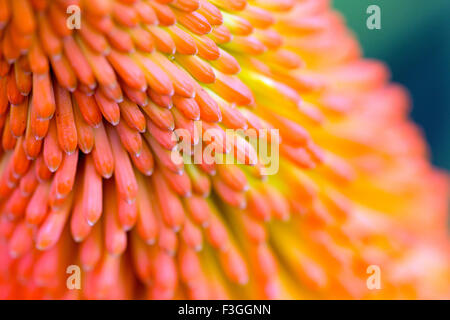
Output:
[{"left": 0, "top": 0, "right": 448, "bottom": 299}]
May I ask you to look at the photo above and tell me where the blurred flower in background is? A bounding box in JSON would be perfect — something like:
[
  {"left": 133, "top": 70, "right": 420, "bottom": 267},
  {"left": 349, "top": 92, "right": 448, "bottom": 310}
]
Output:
[{"left": 335, "top": 0, "right": 450, "bottom": 171}]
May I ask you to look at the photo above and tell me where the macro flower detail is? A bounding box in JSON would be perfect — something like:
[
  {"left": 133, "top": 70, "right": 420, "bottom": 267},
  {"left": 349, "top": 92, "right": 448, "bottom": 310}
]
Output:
[{"left": 0, "top": 0, "right": 448, "bottom": 299}]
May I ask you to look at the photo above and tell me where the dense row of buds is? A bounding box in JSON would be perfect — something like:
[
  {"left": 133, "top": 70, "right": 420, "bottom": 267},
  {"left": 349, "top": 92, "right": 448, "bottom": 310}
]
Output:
[{"left": 0, "top": 0, "right": 448, "bottom": 299}]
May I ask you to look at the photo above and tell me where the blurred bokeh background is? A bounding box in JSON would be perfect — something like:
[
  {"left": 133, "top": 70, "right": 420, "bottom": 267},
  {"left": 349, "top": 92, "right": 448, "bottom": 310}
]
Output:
[{"left": 333, "top": 0, "right": 450, "bottom": 170}]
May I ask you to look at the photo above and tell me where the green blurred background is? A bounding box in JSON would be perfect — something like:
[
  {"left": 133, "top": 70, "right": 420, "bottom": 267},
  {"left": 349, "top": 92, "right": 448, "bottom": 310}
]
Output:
[{"left": 333, "top": 0, "right": 450, "bottom": 170}]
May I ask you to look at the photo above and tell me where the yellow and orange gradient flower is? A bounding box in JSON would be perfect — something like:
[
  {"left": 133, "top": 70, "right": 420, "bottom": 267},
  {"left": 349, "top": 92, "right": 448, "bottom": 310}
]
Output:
[{"left": 0, "top": 0, "right": 448, "bottom": 299}]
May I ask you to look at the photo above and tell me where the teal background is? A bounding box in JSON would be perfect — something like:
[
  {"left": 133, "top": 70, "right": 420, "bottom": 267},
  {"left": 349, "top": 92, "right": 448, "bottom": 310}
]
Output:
[{"left": 333, "top": 0, "right": 450, "bottom": 170}]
